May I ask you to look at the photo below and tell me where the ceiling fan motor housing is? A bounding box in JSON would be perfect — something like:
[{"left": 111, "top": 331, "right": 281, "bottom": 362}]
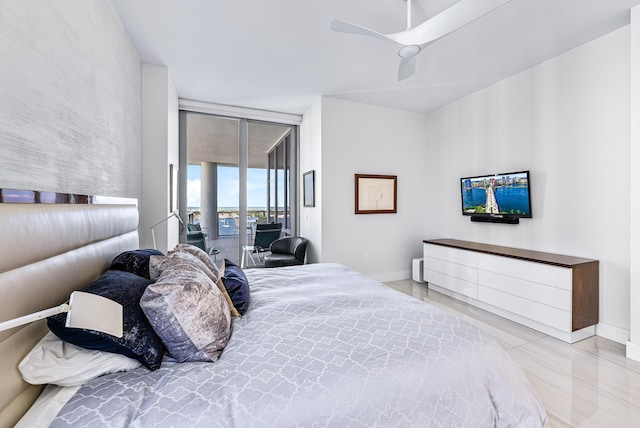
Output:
[{"left": 398, "top": 45, "right": 421, "bottom": 58}]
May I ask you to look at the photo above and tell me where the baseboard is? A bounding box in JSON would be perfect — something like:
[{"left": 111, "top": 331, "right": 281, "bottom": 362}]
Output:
[
  {"left": 595, "top": 322, "right": 629, "bottom": 344},
  {"left": 627, "top": 341, "right": 640, "bottom": 362},
  {"left": 368, "top": 269, "right": 410, "bottom": 283}
]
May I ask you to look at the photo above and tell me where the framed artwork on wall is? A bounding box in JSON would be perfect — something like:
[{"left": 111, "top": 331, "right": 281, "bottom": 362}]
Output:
[
  {"left": 355, "top": 174, "right": 397, "bottom": 214},
  {"left": 303, "top": 170, "right": 315, "bottom": 207}
]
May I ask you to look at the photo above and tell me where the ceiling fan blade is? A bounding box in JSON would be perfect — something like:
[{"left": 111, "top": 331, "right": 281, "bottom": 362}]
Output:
[
  {"left": 331, "top": 0, "right": 510, "bottom": 81},
  {"left": 329, "top": 19, "right": 399, "bottom": 47},
  {"left": 390, "top": 0, "right": 512, "bottom": 46},
  {"left": 397, "top": 56, "right": 416, "bottom": 81}
]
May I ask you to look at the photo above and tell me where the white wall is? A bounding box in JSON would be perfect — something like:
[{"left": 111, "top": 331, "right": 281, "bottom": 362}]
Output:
[
  {"left": 628, "top": 6, "right": 640, "bottom": 360},
  {"left": 302, "top": 97, "right": 427, "bottom": 281},
  {"left": 300, "top": 98, "right": 323, "bottom": 262},
  {"left": 0, "top": 0, "right": 180, "bottom": 254},
  {"left": 0, "top": 0, "right": 141, "bottom": 198},
  {"left": 424, "top": 27, "right": 631, "bottom": 343},
  {"left": 139, "top": 65, "right": 179, "bottom": 252}
]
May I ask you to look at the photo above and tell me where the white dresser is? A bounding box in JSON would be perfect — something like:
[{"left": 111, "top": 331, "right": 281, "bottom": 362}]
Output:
[{"left": 423, "top": 239, "right": 599, "bottom": 343}]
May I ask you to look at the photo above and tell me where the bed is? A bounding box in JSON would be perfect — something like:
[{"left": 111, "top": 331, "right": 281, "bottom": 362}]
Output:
[{"left": 1, "top": 203, "right": 548, "bottom": 427}]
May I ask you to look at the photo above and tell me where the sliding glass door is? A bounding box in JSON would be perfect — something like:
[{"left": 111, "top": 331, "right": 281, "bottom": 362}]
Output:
[
  {"left": 267, "top": 135, "right": 291, "bottom": 230},
  {"left": 181, "top": 111, "right": 297, "bottom": 265}
]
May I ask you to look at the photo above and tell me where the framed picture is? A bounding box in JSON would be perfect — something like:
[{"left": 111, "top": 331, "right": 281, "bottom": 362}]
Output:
[
  {"left": 303, "top": 170, "right": 315, "bottom": 207},
  {"left": 169, "top": 163, "right": 178, "bottom": 213},
  {"left": 355, "top": 174, "right": 397, "bottom": 214}
]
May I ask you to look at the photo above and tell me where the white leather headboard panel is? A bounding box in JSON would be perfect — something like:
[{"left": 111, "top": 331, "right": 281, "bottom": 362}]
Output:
[
  {"left": 0, "top": 204, "right": 139, "bottom": 427},
  {"left": 0, "top": 204, "right": 139, "bottom": 274}
]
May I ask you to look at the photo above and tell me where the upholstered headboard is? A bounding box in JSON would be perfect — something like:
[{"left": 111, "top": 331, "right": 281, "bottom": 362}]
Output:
[{"left": 0, "top": 203, "right": 139, "bottom": 427}]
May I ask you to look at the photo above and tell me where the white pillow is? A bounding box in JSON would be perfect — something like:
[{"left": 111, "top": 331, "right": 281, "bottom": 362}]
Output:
[{"left": 19, "top": 332, "right": 142, "bottom": 386}]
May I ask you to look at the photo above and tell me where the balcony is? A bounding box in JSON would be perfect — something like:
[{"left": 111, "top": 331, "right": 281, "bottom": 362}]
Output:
[{"left": 187, "top": 209, "right": 287, "bottom": 266}]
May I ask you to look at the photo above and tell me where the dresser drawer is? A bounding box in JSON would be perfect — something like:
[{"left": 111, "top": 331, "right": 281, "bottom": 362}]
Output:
[
  {"left": 424, "top": 268, "right": 477, "bottom": 299},
  {"left": 478, "top": 285, "right": 571, "bottom": 331},
  {"left": 478, "top": 270, "right": 571, "bottom": 311},
  {"left": 477, "top": 253, "right": 572, "bottom": 290},
  {"left": 424, "top": 244, "right": 478, "bottom": 267},
  {"left": 424, "top": 256, "right": 477, "bottom": 284}
]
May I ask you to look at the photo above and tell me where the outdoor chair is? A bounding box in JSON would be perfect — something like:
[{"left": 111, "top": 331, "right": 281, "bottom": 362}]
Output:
[
  {"left": 187, "top": 230, "right": 219, "bottom": 260},
  {"left": 241, "top": 223, "right": 282, "bottom": 267}
]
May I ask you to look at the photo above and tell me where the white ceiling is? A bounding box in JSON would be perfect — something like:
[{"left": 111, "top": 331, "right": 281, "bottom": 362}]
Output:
[
  {"left": 186, "top": 112, "right": 291, "bottom": 167},
  {"left": 111, "top": 0, "right": 640, "bottom": 116}
]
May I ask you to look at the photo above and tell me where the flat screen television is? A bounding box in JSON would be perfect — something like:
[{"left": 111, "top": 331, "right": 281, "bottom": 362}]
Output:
[{"left": 460, "top": 170, "right": 532, "bottom": 219}]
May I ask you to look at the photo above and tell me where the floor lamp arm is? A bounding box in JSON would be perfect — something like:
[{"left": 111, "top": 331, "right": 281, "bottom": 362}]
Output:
[
  {"left": 150, "top": 211, "right": 185, "bottom": 250},
  {"left": 0, "top": 304, "right": 70, "bottom": 332}
]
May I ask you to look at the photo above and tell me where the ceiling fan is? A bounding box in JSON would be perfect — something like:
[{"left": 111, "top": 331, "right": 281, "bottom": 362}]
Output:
[{"left": 329, "top": 0, "right": 512, "bottom": 81}]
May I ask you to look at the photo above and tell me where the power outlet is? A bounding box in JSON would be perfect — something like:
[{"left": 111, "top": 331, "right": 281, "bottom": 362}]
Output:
[{"left": 363, "top": 253, "right": 369, "bottom": 262}]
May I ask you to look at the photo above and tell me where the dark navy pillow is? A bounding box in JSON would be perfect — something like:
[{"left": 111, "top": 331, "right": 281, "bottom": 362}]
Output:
[
  {"left": 222, "top": 259, "right": 250, "bottom": 315},
  {"left": 110, "top": 249, "right": 164, "bottom": 279},
  {"left": 47, "top": 270, "right": 166, "bottom": 370}
]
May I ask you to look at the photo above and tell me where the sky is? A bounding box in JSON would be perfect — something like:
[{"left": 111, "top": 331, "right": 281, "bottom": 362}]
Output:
[{"left": 187, "top": 164, "right": 268, "bottom": 208}]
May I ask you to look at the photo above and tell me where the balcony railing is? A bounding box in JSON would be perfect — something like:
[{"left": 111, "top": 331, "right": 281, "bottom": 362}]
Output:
[{"left": 187, "top": 209, "right": 286, "bottom": 237}]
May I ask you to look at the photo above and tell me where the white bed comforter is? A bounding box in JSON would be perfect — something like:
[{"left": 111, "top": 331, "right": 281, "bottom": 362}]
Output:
[{"left": 51, "top": 263, "right": 548, "bottom": 427}]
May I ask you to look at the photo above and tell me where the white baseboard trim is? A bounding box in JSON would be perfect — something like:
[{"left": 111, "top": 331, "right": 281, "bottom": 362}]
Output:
[
  {"left": 595, "top": 322, "right": 629, "bottom": 344},
  {"left": 627, "top": 341, "right": 640, "bottom": 362},
  {"left": 368, "top": 269, "right": 410, "bottom": 283}
]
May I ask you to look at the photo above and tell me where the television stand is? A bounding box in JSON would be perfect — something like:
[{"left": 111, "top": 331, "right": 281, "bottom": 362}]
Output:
[{"left": 423, "top": 239, "right": 599, "bottom": 343}]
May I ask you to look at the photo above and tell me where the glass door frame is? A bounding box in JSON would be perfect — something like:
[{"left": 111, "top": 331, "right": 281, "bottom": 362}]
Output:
[
  {"left": 267, "top": 134, "right": 293, "bottom": 234},
  {"left": 178, "top": 108, "right": 299, "bottom": 263}
]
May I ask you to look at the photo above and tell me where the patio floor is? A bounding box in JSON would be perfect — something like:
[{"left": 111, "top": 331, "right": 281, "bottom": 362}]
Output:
[{"left": 208, "top": 235, "right": 264, "bottom": 268}]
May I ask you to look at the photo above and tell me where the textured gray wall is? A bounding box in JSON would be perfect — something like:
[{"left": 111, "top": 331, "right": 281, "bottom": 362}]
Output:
[{"left": 0, "top": 0, "right": 141, "bottom": 198}]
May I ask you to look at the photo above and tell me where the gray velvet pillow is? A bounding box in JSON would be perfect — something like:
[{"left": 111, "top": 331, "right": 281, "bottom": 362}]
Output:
[
  {"left": 169, "top": 243, "right": 220, "bottom": 279},
  {"left": 149, "top": 253, "right": 240, "bottom": 317},
  {"left": 140, "top": 253, "right": 231, "bottom": 363}
]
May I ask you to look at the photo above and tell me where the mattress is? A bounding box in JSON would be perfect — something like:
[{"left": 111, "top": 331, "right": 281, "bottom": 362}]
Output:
[
  {"left": 42, "top": 263, "right": 546, "bottom": 427},
  {"left": 15, "top": 385, "right": 80, "bottom": 428}
]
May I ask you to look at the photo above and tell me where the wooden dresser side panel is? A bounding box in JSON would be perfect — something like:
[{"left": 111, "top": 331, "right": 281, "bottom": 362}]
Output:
[{"left": 572, "top": 261, "right": 599, "bottom": 331}]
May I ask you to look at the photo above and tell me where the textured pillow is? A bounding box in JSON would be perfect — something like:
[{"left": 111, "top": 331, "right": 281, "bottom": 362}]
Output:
[
  {"left": 150, "top": 253, "right": 240, "bottom": 318},
  {"left": 19, "top": 332, "right": 141, "bottom": 387},
  {"left": 214, "top": 259, "right": 241, "bottom": 317},
  {"left": 221, "top": 258, "right": 251, "bottom": 315},
  {"left": 47, "top": 270, "right": 165, "bottom": 370},
  {"left": 110, "top": 249, "right": 164, "bottom": 279},
  {"left": 140, "top": 254, "right": 231, "bottom": 363},
  {"left": 148, "top": 254, "right": 170, "bottom": 281},
  {"left": 170, "top": 243, "right": 220, "bottom": 279}
]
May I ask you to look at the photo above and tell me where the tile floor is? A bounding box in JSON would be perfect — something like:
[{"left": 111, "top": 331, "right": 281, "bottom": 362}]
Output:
[
  {"left": 384, "top": 279, "right": 640, "bottom": 428},
  {"left": 209, "top": 236, "right": 243, "bottom": 266},
  {"left": 211, "top": 235, "right": 275, "bottom": 268}
]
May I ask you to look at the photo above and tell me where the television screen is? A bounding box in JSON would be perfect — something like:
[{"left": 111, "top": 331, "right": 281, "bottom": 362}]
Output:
[{"left": 460, "top": 170, "right": 531, "bottom": 218}]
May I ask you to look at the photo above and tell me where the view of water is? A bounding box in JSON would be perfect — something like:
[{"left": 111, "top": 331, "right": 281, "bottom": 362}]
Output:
[
  {"left": 462, "top": 186, "right": 530, "bottom": 216},
  {"left": 188, "top": 206, "right": 288, "bottom": 237},
  {"left": 218, "top": 217, "right": 236, "bottom": 236}
]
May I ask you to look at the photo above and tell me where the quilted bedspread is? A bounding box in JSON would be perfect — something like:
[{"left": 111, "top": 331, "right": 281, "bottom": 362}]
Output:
[{"left": 52, "top": 263, "right": 548, "bottom": 427}]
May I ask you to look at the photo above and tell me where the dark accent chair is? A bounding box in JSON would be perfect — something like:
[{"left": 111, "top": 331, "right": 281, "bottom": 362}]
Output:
[
  {"left": 187, "top": 223, "right": 208, "bottom": 238},
  {"left": 250, "top": 223, "right": 283, "bottom": 264},
  {"left": 186, "top": 230, "right": 219, "bottom": 260},
  {"left": 264, "top": 237, "right": 308, "bottom": 268}
]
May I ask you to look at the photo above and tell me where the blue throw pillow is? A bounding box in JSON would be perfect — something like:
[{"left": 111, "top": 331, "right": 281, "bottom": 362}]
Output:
[
  {"left": 47, "top": 270, "right": 166, "bottom": 370},
  {"left": 110, "top": 249, "right": 164, "bottom": 279},
  {"left": 221, "top": 259, "right": 250, "bottom": 315}
]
